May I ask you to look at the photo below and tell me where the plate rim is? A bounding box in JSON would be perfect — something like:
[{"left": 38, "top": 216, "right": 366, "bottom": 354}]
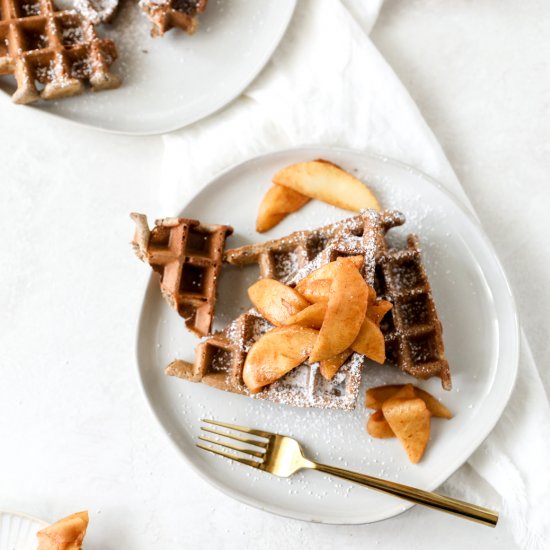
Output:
[
  {"left": 0, "top": 509, "right": 49, "bottom": 528},
  {"left": 134, "top": 146, "right": 520, "bottom": 524},
  {"left": 0, "top": 0, "right": 297, "bottom": 136}
]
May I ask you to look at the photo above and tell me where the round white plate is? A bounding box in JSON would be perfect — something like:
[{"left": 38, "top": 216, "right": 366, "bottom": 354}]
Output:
[
  {"left": 0, "top": 0, "right": 296, "bottom": 135},
  {"left": 0, "top": 510, "right": 47, "bottom": 550},
  {"left": 135, "top": 147, "right": 519, "bottom": 524}
]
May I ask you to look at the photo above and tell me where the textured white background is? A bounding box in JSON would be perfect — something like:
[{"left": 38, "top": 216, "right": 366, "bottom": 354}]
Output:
[{"left": 0, "top": 1, "right": 548, "bottom": 548}]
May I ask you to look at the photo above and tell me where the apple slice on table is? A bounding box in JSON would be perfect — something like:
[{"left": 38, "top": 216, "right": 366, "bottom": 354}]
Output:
[
  {"left": 309, "top": 257, "right": 368, "bottom": 362},
  {"left": 256, "top": 184, "right": 310, "bottom": 233},
  {"left": 273, "top": 160, "right": 381, "bottom": 212},
  {"left": 248, "top": 279, "right": 309, "bottom": 326},
  {"left": 283, "top": 301, "right": 327, "bottom": 329},
  {"left": 243, "top": 326, "right": 318, "bottom": 393}
]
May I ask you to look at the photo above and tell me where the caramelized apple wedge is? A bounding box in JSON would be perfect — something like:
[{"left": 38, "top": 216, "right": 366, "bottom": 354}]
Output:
[
  {"left": 366, "top": 410, "right": 395, "bottom": 439},
  {"left": 283, "top": 302, "right": 327, "bottom": 329},
  {"left": 309, "top": 258, "right": 368, "bottom": 362},
  {"left": 366, "top": 384, "right": 453, "bottom": 419},
  {"left": 273, "top": 160, "right": 381, "bottom": 212},
  {"left": 351, "top": 316, "right": 386, "bottom": 363},
  {"left": 37, "top": 511, "right": 89, "bottom": 550},
  {"left": 296, "top": 279, "right": 331, "bottom": 303},
  {"left": 319, "top": 349, "right": 353, "bottom": 380},
  {"left": 383, "top": 397, "right": 431, "bottom": 464},
  {"left": 243, "top": 326, "right": 318, "bottom": 393},
  {"left": 256, "top": 184, "right": 310, "bottom": 233},
  {"left": 295, "top": 256, "right": 364, "bottom": 303},
  {"left": 248, "top": 279, "right": 309, "bottom": 326},
  {"left": 367, "top": 299, "right": 393, "bottom": 324}
]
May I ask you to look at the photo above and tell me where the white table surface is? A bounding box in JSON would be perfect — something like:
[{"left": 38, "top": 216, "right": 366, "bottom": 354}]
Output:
[{"left": 0, "top": 1, "right": 548, "bottom": 548}]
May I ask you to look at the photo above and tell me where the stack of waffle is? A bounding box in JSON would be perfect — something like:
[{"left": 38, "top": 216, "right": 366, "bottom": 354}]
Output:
[{"left": 166, "top": 209, "right": 451, "bottom": 410}]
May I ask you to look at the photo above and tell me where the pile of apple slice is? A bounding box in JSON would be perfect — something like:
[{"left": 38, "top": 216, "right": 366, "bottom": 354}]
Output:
[
  {"left": 256, "top": 160, "right": 381, "bottom": 233},
  {"left": 243, "top": 256, "right": 392, "bottom": 393},
  {"left": 366, "top": 384, "right": 453, "bottom": 463}
]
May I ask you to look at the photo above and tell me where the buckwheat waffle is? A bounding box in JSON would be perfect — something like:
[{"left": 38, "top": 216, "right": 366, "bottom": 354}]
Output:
[
  {"left": 224, "top": 210, "right": 405, "bottom": 283},
  {"left": 131, "top": 213, "right": 232, "bottom": 338},
  {"left": 167, "top": 211, "right": 397, "bottom": 410},
  {"left": 374, "top": 233, "right": 451, "bottom": 389},
  {"left": 140, "top": 0, "right": 207, "bottom": 37},
  {"left": 0, "top": 0, "right": 120, "bottom": 104},
  {"left": 225, "top": 209, "right": 451, "bottom": 390}
]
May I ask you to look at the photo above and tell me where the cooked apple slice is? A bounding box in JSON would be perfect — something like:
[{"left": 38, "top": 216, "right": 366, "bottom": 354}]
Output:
[
  {"left": 319, "top": 349, "right": 352, "bottom": 380},
  {"left": 296, "top": 278, "right": 331, "bottom": 303},
  {"left": 283, "top": 302, "right": 327, "bottom": 329},
  {"left": 256, "top": 184, "right": 310, "bottom": 233},
  {"left": 382, "top": 397, "right": 431, "bottom": 464},
  {"left": 366, "top": 410, "right": 395, "bottom": 439},
  {"left": 415, "top": 388, "right": 453, "bottom": 419},
  {"left": 366, "top": 384, "right": 452, "bottom": 419},
  {"left": 366, "top": 384, "right": 411, "bottom": 409},
  {"left": 309, "top": 258, "right": 368, "bottom": 362},
  {"left": 367, "top": 299, "right": 393, "bottom": 325},
  {"left": 248, "top": 279, "right": 309, "bottom": 326},
  {"left": 243, "top": 326, "right": 318, "bottom": 393},
  {"left": 37, "top": 511, "right": 89, "bottom": 550},
  {"left": 273, "top": 160, "right": 380, "bottom": 212},
  {"left": 351, "top": 316, "right": 385, "bottom": 363}
]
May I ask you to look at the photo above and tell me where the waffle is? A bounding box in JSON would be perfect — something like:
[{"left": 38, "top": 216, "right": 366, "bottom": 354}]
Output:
[
  {"left": 140, "top": 0, "right": 207, "bottom": 37},
  {"left": 374, "top": 233, "right": 451, "bottom": 389},
  {"left": 131, "top": 213, "right": 233, "bottom": 338},
  {"left": 0, "top": 0, "right": 120, "bottom": 104},
  {"left": 226, "top": 209, "right": 451, "bottom": 389},
  {"left": 224, "top": 210, "right": 405, "bottom": 283}
]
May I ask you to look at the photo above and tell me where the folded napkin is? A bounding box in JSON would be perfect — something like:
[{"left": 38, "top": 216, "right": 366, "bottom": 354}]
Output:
[{"left": 161, "top": 1, "right": 550, "bottom": 547}]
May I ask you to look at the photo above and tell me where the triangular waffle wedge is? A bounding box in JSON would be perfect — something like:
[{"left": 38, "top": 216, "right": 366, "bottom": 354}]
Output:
[
  {"left": 0, "top": 0, "right": 120, "bottom": 104},
  {"left": 167, "top": 211, "right": 403, "bottom": 410},
  {"left": 140, "top": 0, "right": 207, "bottom": 37},
  {"left": 131, "top": 213, "right": 233, "bottom": 338}
]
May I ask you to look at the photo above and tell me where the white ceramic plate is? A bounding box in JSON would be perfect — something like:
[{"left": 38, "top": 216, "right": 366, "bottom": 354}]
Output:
[
  {"left": 135, "top": 147, "right": 519, "bottom": 524},
  {"left": 0, "top": 0, "right": 296, "bottom": 135},
  {"left": 0, "top": 510, "right": 48, "bottom": 550}
]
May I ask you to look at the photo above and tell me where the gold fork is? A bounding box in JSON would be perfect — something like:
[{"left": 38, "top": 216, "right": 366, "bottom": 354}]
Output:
[{"left": 197, "top": 419, "right": 498, "bottom": 527}]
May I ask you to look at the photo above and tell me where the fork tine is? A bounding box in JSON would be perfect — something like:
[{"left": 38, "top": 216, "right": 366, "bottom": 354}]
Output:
[
  {"left": 196, "top": 443, "right": 260, "bottom": 468},
  {"left": 200, "top": 426, "right": 268, "bottom": 449},
  {"left": 201, "top": 419, "right": 273, "bottom": 439},
  {"left": 198, "top": 435, "right": 265, "bottom": 459}
]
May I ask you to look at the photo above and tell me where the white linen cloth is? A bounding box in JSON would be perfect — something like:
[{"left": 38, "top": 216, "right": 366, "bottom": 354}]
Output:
[{"left": 161, "top": 1, "right": 550, "bottom": 548}]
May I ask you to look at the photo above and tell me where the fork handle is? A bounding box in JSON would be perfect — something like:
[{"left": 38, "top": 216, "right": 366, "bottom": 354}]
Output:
[{"left": 310, "top": 462, "right": 498, "bottom": 527}]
